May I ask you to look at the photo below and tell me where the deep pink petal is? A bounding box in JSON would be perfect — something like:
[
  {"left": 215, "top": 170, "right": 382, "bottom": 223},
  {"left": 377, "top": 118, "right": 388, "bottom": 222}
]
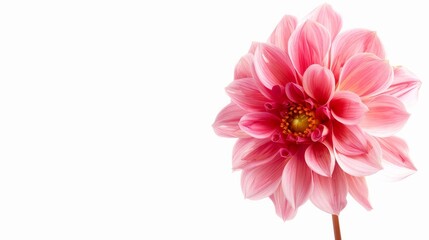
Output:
[
  {"left": 339, "top": 53, "right": 393, "bottom": 98},
  {"left": 234, "top": 53, "right": 254, "bottom": 80},
  {"left": 254, "top": 43, "right": 297, "bottom": 89},
  {"left": 239, "top": 112, "right": 281, "bottom": 139},
  {"left": 305, "top": 142, "right": 335, "bottom": 177},
  {"left": 269, "top": 185, "right": 297, "bottom": 221},
  {"left": 360, "top": 95, "right": 409, "bottom": 137},
  {"left": 226, "top": 77, "right": 268, "bottom": 111},
  {"left": 268, "top": 15, "right": 298, "bottom": 54},
  {"left": 335, "top": 135, "right": 382, "bottom": 176},
  {"left": 383, "top": 66, "right": 422, "bottom": 106},
  {"left": 310, "top": 166, "right": 347, "bottom": 215},
  {"left": 289, "top": 20, "right": 331, "bottom": 76},
  {"left": 241, "top": 154, "right": 286, "bottom": 200},
  {"left": 332, "top": 122, "right": 368, "bottom": 156},
  {"left": 330, "top": 91, "right": 368, "bottom": 125},
  {"left": 285, "top": 82, "right": 306, "bottom": 104},
  {"left": 331, "top": 29, "right": 385, "bottom": 81},
  {"left": 213, "top": 103, "right": 249, "bottom": 138},
  {"left": 307, "top": 4, "right": 342, "bottom": 40},
  {"left": 282, "top": 151, "right": 314, "bottom": 208},
  {"left": 302, "top": 64, "right": 335, "bottom": 104},
  {"left": 376, "top": 136, "right": 416, "bottom": 171},
  {"left": 345, "top": 174, "right": 372, "bottom": 210}
]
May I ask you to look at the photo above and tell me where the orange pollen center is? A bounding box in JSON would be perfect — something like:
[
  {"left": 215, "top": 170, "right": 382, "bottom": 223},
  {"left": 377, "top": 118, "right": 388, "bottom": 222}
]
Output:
[{"left": 280, "top": 105, "right": 319, "bottom": 137}]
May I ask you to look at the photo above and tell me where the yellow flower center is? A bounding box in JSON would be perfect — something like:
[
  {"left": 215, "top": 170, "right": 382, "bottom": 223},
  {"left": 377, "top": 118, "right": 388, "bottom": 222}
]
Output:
[{"left": 280, "top": 105, "right": 319, "bottom": 137}]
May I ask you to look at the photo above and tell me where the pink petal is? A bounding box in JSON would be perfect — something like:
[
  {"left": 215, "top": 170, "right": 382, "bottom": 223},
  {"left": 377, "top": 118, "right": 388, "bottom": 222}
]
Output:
[
  {"left": 226, "top": 77, "right": 268, "bottom": 111},
  {"left": 335, "top": 135, "right": 383, "bottom": 176},
  {"left": 241, "top": 154, "right": 286, "bottom": 200},
  {"left": 250, "top": 58, "right": 276, "bottom": 100},
  {"left": 232, "top": 138, "right": 282, "bottom": 170},
  {"left": 345, "top": 174, "right": 372, "bottom": 210},
  {"left": 269, "top": 185, "right": 297, "bottom": 221},
  {"left": 239, "top": 112, "right": 281, "bottom": 139},
  {"left": 285, "top": 82, "right": 305, "bottom": 104},
  {"left": 242, "top": 138, "right": 282, "bottom": 162},
  {"left": 331, "top": 29, "right": 385, "bottom": 81},
  {"left": 310, "top": 124, "right": 329, "bottom": 142},
  {"left": 268, "top": 15, "right": 298, "bottom": 54},
  {"left": 233, "top": 138, "right": 268, "bottom": 170},
  {"left": 234, "top": 53, "right": 254, "bottom": 80},
  {"left": 307, "top": 4, "right": 342, "bottom": 40},
  {"left": 302, "top": 64, "right": 335, "bottom": 104},
  {"left": 305, "top": 142, "right": 335, "bottom": 177},
  {"left": 376, "top": 136, "right": 416, "bottom": 171},
  {"left": 383, "top": 66, "right": 422, "bottom": 106},
  {"left": 233, "top": 138, "right": 254, "bottom": 170},
  {"left": 282, "top": 151, "right": 314, "bottom": 208},
  {"left": 254, "top": 43, "right": 297, "bottom": 89},
  {"left": 213, "top": 102, "right": 249, "bottom": 138},
  {"left": 289, "top": 20, "right": 331, "bottom": 76},
  {"left": 332, "top": 122, "right": 368, "bottom": 156},
  {"left": 310, "top": 166, "right": 347, "bottom": 215},
  {"left": 360, "top": 95, "right": 410, "bottom": 137},
  {"left": 339, "top": 53, "right": 393, "bottom": 98},
  {"left": 330, "top": 91, "right": 368, "bottom": 125}
]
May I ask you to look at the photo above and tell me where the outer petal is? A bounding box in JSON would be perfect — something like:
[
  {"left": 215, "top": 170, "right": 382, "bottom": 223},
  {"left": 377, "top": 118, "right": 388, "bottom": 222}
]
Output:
[
  {"left": 330, "top": 91, "right": 368, "bottom": 125},
  {"left": 307, "top": 3, "right": 342, "bottom": 40},
  {"left": 254, "top": 43, "right": 297, "bottom": 89},
  {"left": 213, "top": 102, "right": 249, "bottom": 138},
  {"left": 232, "top": 138, "right": 282, "bottom": 170},
  {"left": 360, "top": 95, "right": 410, "bottom": 137},
  {"left": 239, "top": 112, "right": 281, "bottom": 139},
  {"left": 302, "top": 64, "right": 335, "bottom": 104},
  {"left": 310, "top": 166, "right": 347, "bottom": 215},
  {"left": 376, "top": 136, "right": 416, "bottom": 171},
  {"left": 345, "top": 174, "right": 372, "bottom": 210},
  {"left": 233, "top": 138, "right": 275, "bottom": 170},
  {"left": 339, "top": 53, "right": 393, "bottom": 98},
  {"left": 383, "top": 66, "right": 422, "bottom": 106},
  {"left": 234, "top": 53, "right": 254, "bottom": 80},
  {"left": 226, "top": 77, "right": 268, "bottom": 111},
  {"left": 332, "top": 122, "right": 368, "bottom": 156},
  {"left": 335, "top": 135, "right": 383, "bottom": 176},
  {"left": 305, "top": 142, "right": 335, "bottom": 177},
  {"left": 268, "top": 15, "right": 298, "bottom": 54},
  {"left": 241, "top": 154, "right": 286, "bottom": 200},
  {"left": 269, "top": 185, "right": 297, "bottom": 221},
  {"left": 282, "top": 151, "right": 314, "bottom": 208},
  {"left": 289, "top": 20, "right": 331, "bottom": 76},
  {"left": 331, "top": 29, "right": 385, "bottom": 80}
]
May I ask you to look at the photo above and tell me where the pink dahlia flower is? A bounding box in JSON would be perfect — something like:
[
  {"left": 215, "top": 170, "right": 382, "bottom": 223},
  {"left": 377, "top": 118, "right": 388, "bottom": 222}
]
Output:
[{"left": 213, "top": 4, "right": 421, "bottom": 220}]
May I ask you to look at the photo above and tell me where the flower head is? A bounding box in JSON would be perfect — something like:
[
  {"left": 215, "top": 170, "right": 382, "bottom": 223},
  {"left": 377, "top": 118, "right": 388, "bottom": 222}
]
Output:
[{"left": 213, "top": 4, "right": 421, "bottom": 220}]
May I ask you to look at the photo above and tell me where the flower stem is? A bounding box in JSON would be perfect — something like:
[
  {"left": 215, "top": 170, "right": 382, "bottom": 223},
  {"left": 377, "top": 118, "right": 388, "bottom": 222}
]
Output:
[{"left": 332, "top": 214, "right": 342, "bottom": 240}]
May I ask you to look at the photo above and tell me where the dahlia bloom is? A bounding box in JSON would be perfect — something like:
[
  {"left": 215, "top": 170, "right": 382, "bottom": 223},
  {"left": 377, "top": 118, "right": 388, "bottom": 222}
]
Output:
[{"left": 213, "top": 4, "right": 421, "bottom": 220}]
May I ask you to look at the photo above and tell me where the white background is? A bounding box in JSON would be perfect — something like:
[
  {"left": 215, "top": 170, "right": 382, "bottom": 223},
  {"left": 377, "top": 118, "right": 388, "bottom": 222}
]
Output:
[{"left": 0, "top": 0, "right": 428, "bottom": 239}]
